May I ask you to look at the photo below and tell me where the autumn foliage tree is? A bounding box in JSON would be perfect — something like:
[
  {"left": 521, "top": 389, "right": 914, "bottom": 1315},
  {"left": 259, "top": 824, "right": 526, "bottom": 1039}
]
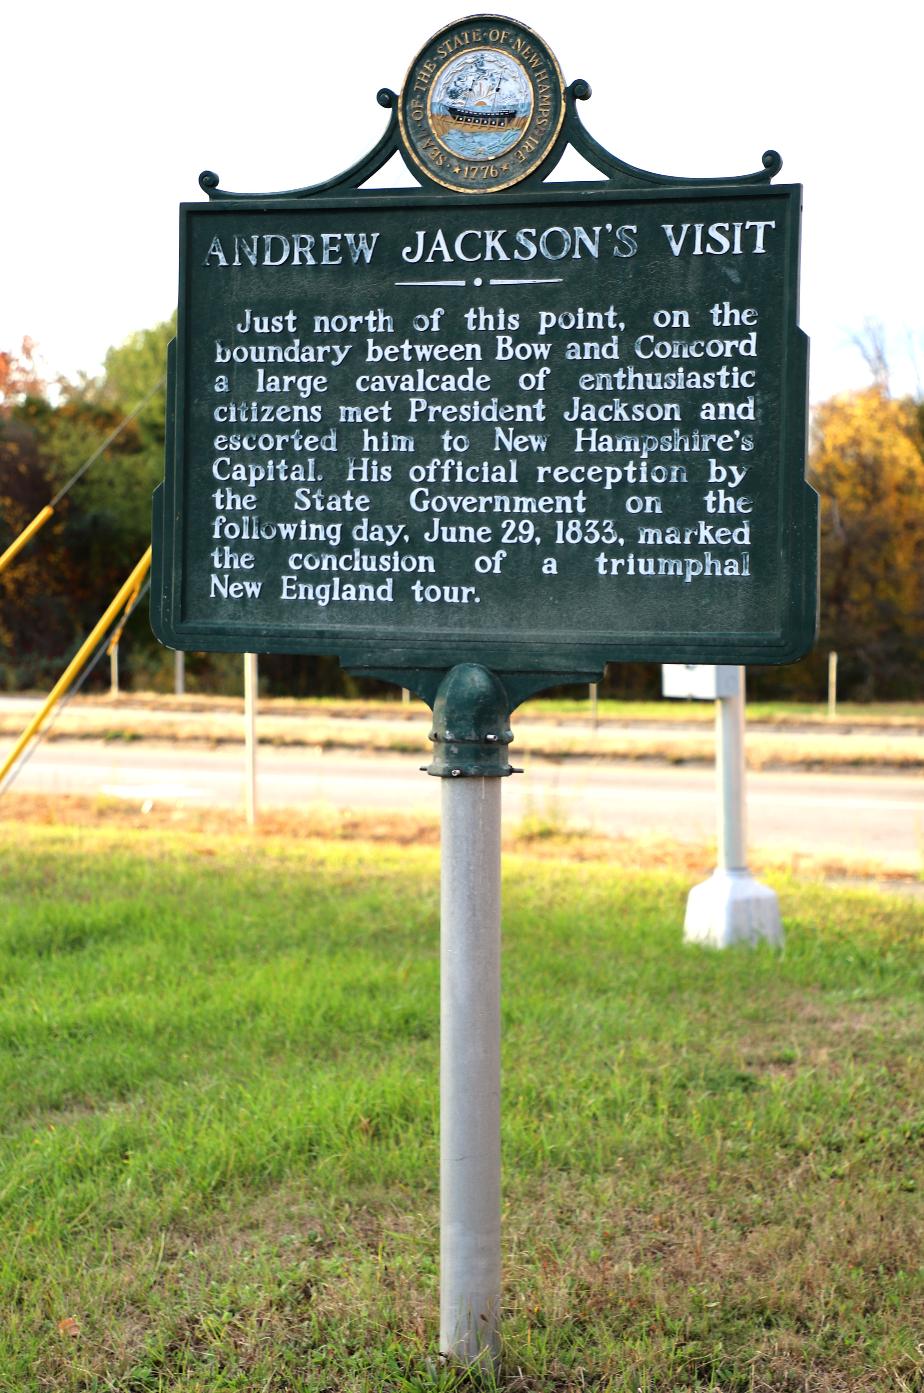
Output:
[
  {"left": 0, "top": 337, "right": 44, "bottom": 416},
  {"left": 0, "top": 340, "right": 71, "bottom": 686},
  {"left": 0, "top": 412, "right": 71, "bottom": 684},
  {"left": 810, "top": 385, "right": 924, "bottom": 698},
  {"left": 0, "top": 326, "right": 172, "bottom": 689}
]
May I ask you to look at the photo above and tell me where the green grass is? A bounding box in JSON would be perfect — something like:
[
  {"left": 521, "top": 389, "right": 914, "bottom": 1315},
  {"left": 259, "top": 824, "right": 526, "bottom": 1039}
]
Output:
[
  {"left": 1, "top": 822, "right": 922, "bottom": 1390},
  {"left": 516, "top": 697, "right": 924, "bottom": 727},
  {"left": 41, "top": 690, "right": 924, "bottom": 728}
]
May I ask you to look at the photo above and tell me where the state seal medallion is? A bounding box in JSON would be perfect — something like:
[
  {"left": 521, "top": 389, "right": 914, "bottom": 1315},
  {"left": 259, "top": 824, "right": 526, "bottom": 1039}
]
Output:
[{"left": 399, "top": 16, "right": 566, "bottom": 193}]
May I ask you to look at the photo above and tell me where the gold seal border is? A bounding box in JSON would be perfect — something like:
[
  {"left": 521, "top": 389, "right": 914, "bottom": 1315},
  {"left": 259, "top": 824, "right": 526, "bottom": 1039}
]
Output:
[{"left": 398, "top": 14, "right": 566, "bottom": 194}]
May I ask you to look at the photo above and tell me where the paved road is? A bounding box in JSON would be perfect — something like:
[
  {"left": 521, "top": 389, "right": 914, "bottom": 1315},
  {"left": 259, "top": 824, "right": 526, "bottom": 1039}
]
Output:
[{"left": 10, "top": 738, "right": 923, "bottom": 869}]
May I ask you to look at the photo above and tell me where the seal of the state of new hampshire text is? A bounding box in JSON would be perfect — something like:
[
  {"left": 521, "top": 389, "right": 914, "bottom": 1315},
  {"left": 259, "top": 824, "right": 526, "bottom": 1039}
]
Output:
[{"left": 399, "top": 16, "right": 566, "bottom": 193}]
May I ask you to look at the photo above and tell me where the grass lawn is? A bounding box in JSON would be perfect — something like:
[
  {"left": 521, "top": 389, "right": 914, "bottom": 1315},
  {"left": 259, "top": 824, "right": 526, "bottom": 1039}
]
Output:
[
  {"left": 0, "top": 814, "right": 922, "bottom": 1391},
  {"left": 33, "top": 692, "right": 924, "bottom": 728}
]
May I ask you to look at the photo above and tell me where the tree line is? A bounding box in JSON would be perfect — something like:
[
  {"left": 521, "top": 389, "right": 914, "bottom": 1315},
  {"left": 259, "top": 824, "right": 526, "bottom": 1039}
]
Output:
[{"left": 2, "top": 324, "right": 923, "bottom": 701}]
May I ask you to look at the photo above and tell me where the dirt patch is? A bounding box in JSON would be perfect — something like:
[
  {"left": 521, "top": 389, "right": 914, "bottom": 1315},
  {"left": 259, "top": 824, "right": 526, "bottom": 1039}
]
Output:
[
  {"left": 0, "top": 791, "right": 441, "bottom": 847},
  {"left": 3, "top": 793, "right": 923, "bottom": 895}
]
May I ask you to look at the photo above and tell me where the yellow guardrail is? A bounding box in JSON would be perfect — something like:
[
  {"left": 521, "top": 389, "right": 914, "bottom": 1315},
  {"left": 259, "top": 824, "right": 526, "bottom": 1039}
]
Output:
[
  {"left": 0, "top": 505, "right": 55, "bottom": 576},
  {"left": 0, "top": 547, "right": 152, "bottom": 789}
]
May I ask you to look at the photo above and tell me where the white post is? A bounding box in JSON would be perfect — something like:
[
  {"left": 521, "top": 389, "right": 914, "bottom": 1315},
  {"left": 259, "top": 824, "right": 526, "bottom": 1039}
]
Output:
[
  {"left": 109, "top": 644, "right": 119, "bottom": 697},
  {"left": 244, "top": 653, "right": 258, "bottom": 827},
  {"left": 440, "top": 777, "right": 501, "bottom": 1370},
  {"left": 174, "top": 650, "right": 185, "bottom": 697},
  {"left": 717, "top": 667, "right": 747, "bottom": 872},
  {"left": 684, "top": 667, "right": 782, "bottom": 948},
  {"left": 827, "top": 651, "right": 838, "bottom": 720}
]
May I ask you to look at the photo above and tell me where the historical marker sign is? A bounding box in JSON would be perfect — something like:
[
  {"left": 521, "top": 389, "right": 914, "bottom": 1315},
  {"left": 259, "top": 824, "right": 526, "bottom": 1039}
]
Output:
[
  {"left": 152, "top": 20, "right": 817, "bottom": 680},
  {"left": 151, "top": 17, "right": 819, "bottom": 1368}
]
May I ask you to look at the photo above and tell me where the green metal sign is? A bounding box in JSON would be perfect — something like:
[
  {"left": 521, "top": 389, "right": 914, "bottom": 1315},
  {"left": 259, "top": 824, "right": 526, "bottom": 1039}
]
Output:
[{"left": 152, "top": 19, "right": 817, "bottom": 689}]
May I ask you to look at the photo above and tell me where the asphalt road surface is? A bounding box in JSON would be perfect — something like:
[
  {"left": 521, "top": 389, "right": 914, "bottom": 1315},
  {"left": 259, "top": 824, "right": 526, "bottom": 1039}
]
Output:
[{"left": 10, "top": 738, "right": 923, "bottom": 869}]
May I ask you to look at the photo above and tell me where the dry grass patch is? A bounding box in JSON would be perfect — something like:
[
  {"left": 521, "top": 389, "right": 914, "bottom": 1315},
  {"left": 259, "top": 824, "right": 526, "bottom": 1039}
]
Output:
[
  {"left": 2, "top": 793, "right": 921, "bottom": 895},
  {"left": 5, "top": 692, "right": 924, "bottom": 769}
]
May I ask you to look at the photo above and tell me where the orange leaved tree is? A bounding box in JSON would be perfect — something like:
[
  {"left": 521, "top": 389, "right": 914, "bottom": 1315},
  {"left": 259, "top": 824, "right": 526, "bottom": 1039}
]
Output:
[{"left": 810, "top": 385, "right": 924, "bottom": 697}]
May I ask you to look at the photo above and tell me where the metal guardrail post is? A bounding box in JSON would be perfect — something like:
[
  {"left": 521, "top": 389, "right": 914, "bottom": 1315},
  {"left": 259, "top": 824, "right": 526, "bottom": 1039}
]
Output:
[{"left": 0, "top": 548, "right": 152, "bottom": 790}]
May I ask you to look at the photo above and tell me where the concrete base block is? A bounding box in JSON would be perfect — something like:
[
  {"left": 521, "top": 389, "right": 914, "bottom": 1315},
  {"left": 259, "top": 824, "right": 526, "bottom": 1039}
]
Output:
[{"left": 684, "top": 868, "right": 783, "bottom": 949}]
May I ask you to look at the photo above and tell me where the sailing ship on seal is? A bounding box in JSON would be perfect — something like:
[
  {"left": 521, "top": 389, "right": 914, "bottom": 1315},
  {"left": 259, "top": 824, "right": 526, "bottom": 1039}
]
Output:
[
  {"left": 445, "top": 72, "right": 517, "bottom": 128},
  {"left": 431, "top": 50, "right": 532, "bottom": 158}
]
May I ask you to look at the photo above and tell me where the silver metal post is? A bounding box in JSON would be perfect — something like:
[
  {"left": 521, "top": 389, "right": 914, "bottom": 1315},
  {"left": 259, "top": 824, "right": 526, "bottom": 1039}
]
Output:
[
  {"left": 174, "top": 650, "right": 185, "bottom": 697},
  {"left": 716, "top": 665, "right": 747, "bottom": 870},
  {"left": 590, "top": 681, "right": 598, "bottom": 731},
  {"left": 109, "top": 644, "right": 119, "bottom": 697},
  {"left": 827, "top": 651, "right": 838, "bottom": 720},
  {"left": 684, "top": 665, "right": 782, "bottom": 947},
  {"left": 244, "top": 653, "right": 258, "bottom": 827},
  {"left": 440, "top": 776, "right": 501, "bottom": 1369}
]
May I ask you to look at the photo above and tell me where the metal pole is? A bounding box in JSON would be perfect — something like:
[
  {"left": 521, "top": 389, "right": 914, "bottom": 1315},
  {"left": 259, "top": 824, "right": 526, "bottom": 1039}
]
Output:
[
  {"left": 590, "top": 681, "right": 598, "bottom": 731},
  {"left": 244, "top": 653, "right": 258, "bottom": 827},
  {"left": 827, "top": 651, "right": 837, "bottom": 720},
  {"left": 110, "top": 644, "right": 119, "bottom": 697},
  {"left": 440, "top": 775, "right": 501, "bottom": 1369},
  {"left": 174, "top": 650, "right": 185, "bottom": 697},
  {"left": 716, "top": 665, "right": 747, "bottom": 870}
]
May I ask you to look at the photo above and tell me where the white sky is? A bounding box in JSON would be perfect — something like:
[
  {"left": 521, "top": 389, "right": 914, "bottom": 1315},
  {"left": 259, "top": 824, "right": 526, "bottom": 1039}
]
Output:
[{"left": 4, "top": 0, "right": 922, "bottom": 403}]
